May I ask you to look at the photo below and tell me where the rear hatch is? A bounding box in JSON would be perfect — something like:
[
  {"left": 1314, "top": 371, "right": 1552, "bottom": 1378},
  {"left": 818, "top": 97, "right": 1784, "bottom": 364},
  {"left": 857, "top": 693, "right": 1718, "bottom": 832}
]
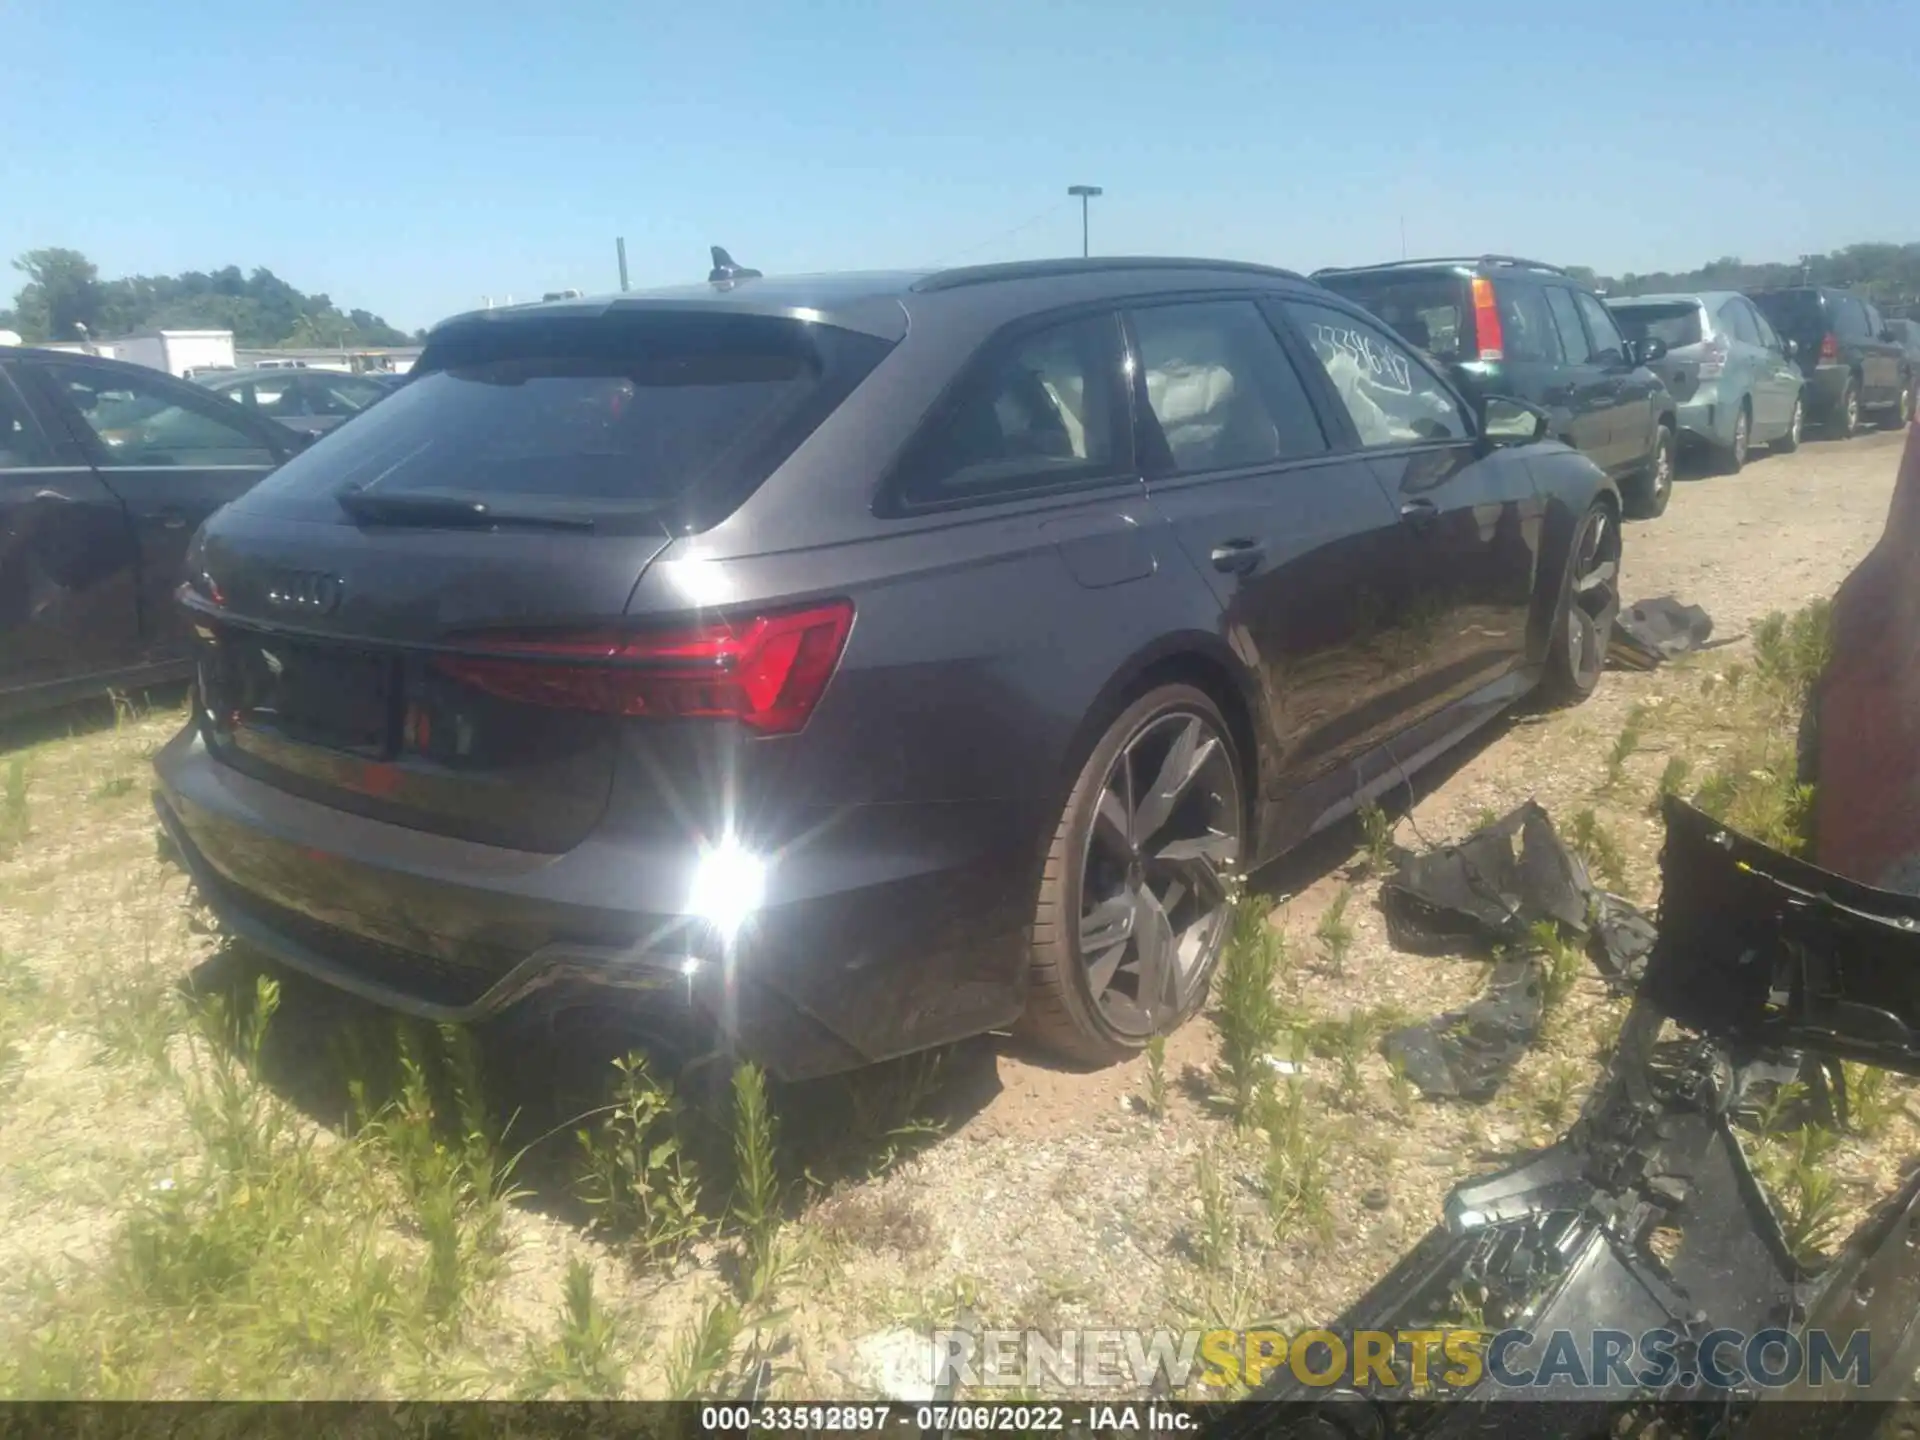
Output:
[
  {"left": 1608, "top": 300, "right": 1710, "bottom": 400},
  {"left": 1749, "top": 289, "right": 1830, "bottom": 376},
  {"left": 186, "top": 307, "right": 890, "bottom": 853},
  {"left": 1313, "top": 269, "right": 1476, "bottom": 367}
]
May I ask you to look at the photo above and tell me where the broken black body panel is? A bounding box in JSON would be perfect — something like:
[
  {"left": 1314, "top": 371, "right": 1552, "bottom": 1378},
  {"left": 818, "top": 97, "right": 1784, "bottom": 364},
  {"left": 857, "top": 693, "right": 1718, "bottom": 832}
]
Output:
[
  {"left": 1644, "top": 795, "right": 1920, "bottom": 1077},
  {"left": 1214, "top": 799, "right": 1920, "bottom": 1438}
]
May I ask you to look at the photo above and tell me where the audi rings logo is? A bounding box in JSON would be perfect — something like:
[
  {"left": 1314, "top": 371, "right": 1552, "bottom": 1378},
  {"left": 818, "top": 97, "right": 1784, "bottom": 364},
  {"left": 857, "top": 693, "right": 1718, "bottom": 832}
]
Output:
[{"left": 264, "top": 569, "right": 344, "bottom": 615}]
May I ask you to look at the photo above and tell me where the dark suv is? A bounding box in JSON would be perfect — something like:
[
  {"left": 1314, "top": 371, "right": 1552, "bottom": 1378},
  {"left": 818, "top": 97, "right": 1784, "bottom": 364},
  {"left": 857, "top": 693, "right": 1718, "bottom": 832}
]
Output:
[
  {"left": 1745, "top": 286, "right": 1915, "bottom": 437},
  {"left": 152, "top": 255, "right": 1623, "bottom": 1081},
  {"left": 1312, "top": 257, "right": 1679, "bottom": 518}
]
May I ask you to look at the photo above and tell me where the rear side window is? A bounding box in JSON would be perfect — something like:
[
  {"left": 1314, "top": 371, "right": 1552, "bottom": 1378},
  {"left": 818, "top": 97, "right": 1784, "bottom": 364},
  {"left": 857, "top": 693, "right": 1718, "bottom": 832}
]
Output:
[
  {"left": 244, "top": 312, "right": 891, "bottom": 524},
  {"left": 1612, "top": 302, "right": 1703, "bottom": 349},
  {"left": 1284, "top": 300, "right": 1470, "bottom": 448},
  {"left": 891, "top": 312, "right": 1127, "bottom": 507},
  {"left": 1498, "top": 283, "right": 1562, "bottom": 363},
  {"left": 1833, "top": 296, "right": 1872, "bottom": 339},
  {"left": 1313, "top": 272, "right": 1471, "bottom": 362},
  {"left": 1543, "top": 289, "right": 1592, "bottom": 364},
  {"left": 1750, "top": 289, "right": 1826, "bottom": 337},
  {"left": 1718, "top": 301, "right": 1760, "bottom": 346},
  {"left": 1129, "top": 300, "right": 1327, "bottom": 473}
]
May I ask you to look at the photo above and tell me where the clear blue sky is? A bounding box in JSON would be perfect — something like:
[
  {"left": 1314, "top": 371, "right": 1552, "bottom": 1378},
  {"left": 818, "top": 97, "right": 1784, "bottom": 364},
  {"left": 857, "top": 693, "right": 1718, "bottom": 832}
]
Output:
[{"left": 4, "top": 0, "right": 1916, "bottom": 333}]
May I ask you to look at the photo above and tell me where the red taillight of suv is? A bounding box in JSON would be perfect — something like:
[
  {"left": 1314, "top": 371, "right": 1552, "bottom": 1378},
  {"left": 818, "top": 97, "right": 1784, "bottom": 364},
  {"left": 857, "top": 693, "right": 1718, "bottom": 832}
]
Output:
[
  {"left": 1698, "top": 337, "right": 1729, "bottom": 379},
  {"left": 434, "top": 600, "right": 855, "bottom": 735},
  {"left": 1471, "top": 277, "right": 1504, "bottom": 362},
  {"left": 1820, "top": 332, "right": 1839, "bottom": 362}
]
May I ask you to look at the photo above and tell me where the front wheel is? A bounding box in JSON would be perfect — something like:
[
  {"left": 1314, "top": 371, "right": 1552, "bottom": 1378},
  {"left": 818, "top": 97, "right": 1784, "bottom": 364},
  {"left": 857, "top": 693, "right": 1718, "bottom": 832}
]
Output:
[
  {"left": 1774, "top": 395, "right": 1804, "bottom": 453},
  {"left": 1623, "top": 423, "right": 1675, "bottom": 519},
  {"left": 1540, "top": 502, "right": 1622, "bottom": 705},
  {"left": 1893, "top": 378, "right": 1917, "bottom": 430},
  {"left": 1020, "top": 685, "right": 1246, "bottom": 1066}
]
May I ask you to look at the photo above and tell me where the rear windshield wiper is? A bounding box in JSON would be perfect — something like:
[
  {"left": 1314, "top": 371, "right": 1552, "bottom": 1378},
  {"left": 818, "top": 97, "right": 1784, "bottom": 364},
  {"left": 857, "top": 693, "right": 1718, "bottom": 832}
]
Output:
[{"left": 336, "top": 488, "right": 597, "bottom": 532}]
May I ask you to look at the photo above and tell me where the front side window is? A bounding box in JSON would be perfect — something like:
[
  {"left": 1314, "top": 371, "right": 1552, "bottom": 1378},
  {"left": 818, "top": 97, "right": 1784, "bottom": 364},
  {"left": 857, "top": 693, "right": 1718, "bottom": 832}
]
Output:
[
  {"left": 44, "top": 362, "right": 278, "bottom": 467},
  {"left": 1574, "top": 291, "right": 1627, "bottom": 366},
  {"left": 1129, "top": 300, "right": 1327, "bottom": 473},
  {"left": 301, "top": 374, "right": 387, "bottom": 417},
  {"left": 1544, "top": 288, "right": 1592, "bottom": 365},
  {"left": 893, "top": 313, "right": 1124, "bottom": 506},
  {"left": 1284, "top": 301, "right": 1470, "bottom": 448}
]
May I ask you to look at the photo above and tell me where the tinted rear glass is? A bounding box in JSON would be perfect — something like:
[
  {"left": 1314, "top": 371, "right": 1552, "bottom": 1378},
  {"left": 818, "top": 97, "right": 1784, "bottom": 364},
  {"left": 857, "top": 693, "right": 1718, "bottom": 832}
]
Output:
[
  {"left": 1749, "top": 290, "right": 1826, "bottom": 335},
  {"left": 1313, "top": 273, "right": 1472, "bottom": 362},
  {"left": 239, "top": 312, "right": 892, "bottom": 525},
  {"left": 1609, "top": 303, "right": 1703, "bottom": 349}
]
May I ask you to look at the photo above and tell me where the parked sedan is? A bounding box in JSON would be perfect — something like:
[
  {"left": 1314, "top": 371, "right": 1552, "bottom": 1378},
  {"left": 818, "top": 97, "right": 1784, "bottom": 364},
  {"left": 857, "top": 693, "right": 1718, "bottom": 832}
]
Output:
[
  {"left": 1606, "top": 291, "right": 1805, "bottom": 473},
  {"left": 201, "top": 367, "right": 395, "bottom": 438},
  {"left": 0, "top": 349, "right": 299, "bottom": 717},
  {"left": 153, "top": 257, "right": 1623, "bottom": 1081}
]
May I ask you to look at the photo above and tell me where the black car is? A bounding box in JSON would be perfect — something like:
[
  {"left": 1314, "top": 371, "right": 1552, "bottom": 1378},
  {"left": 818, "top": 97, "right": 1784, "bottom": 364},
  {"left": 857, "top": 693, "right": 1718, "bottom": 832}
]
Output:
[
  {"left": 1, "top": 349, "right": 301, "bottom": 717},
  {"left": 1312, "top": 256, "right": 1680, "bottom": 519},
  {"left": 200, "top": 367, "right": 396, "bottom": 439},
  {"left": 152, "top": 255, "right": 1624, "bottom": 1081},
  {"left": 1885, "top": 318, "right": 1920, "bottom": 411},
  {"left": 1745, "top": 286, "right": 1914, "bottom": 437}
]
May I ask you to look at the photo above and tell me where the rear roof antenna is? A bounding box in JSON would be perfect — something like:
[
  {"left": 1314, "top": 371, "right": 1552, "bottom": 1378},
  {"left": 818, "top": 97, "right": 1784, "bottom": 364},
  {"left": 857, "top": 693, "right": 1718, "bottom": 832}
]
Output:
[{"left": 709, "top": 246, "right": 762, "bottom": 285}]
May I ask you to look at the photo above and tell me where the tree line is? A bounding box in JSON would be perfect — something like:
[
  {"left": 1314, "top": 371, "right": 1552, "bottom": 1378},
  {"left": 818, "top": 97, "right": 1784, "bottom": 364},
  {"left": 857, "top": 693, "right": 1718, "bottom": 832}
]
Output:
[
  {"left": 0, "top": 247, "right": 420, "bottom": 349},
  {"left": 1562, "top": 241, "right": 1920, "bottom": 310}
]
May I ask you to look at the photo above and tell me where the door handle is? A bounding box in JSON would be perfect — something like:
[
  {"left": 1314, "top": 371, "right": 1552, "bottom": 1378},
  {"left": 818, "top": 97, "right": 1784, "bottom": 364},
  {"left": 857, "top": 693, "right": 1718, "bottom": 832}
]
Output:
[
  {"left": 157, "top": 509, "right": 190, "bottom": 530},
  {"left": 1400, "top": 499, "right": 1439, "bottom": 530},
  {"left": 1209, "top": 539, "right": 1264, "bottom": 575}
]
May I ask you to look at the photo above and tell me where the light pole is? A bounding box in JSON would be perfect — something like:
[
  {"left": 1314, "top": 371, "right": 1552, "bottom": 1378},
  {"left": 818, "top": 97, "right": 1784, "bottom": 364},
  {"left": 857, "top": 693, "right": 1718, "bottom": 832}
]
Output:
[{"left": 1067, "top": 185, "right": 1103, "bottom": 257}]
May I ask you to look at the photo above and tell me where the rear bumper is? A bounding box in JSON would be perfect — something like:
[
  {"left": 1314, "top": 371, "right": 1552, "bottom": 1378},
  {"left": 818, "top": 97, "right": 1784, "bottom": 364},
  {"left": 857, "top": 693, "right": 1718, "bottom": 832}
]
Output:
[
  {"left": 1802, "top": 364, "right": 1851, "bottom": 418},
  {"left": 152, "top": 725, "right": 1032, "bottom": 1080}
]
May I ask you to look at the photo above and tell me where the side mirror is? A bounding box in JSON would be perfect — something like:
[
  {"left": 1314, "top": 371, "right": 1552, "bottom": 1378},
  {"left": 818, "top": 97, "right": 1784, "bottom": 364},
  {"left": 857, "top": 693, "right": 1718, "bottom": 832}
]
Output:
[
  {"left": 1784, "top": 338, "right": 1799, "bottom": 359},
  {"left": 1633, "top": 337, "right": 1669, "bottom": 365},
  {"left": 1480, "top": 395, "right": 1550, "bottom": 446}
]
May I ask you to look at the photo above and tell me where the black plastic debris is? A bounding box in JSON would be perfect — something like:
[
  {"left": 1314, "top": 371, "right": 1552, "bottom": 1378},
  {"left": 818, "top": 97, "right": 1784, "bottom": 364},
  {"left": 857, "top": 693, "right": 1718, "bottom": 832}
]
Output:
[
  {"left": 1380, "top": 801, "right": 1591, "bottom": 952},
  {"left": 1377, "top": 804, "right": 1659, "bottom": 1101},
  {"left": 1382, "top": 954, "right": 1543, "bottom": 1101},
  {"left": 1607, "top": 596, "right": 1716, "bottom": 670}
]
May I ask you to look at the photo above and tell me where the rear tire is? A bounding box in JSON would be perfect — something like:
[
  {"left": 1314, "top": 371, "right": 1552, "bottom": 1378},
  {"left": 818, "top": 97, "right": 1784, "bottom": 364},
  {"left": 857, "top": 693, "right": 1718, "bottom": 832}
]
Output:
[
  {"left": 1834, "top": 379, "right": 1862, "bottom": 438},
  {"left": 1623, "top": 423, "right": 1675, "bottom": 519},
  {"left": 1020, "top": 684, "right": 1245, "bottom": 1067},
  {"left": 1713, "top": 400, "right": 1751, "bottom": 475},
  {"left": 1540, "top": 502, "right": 1621, "bottom": 706},
  {"left": 1774, "top": 394, "right": 1804, "bottom": 453}
]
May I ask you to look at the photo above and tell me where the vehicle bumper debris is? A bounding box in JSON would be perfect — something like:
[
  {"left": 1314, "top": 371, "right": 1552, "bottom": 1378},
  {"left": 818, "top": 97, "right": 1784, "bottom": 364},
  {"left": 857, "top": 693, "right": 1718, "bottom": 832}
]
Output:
[
  {"left": 1608, "top": 597, "right": 1719, "bottom": 671},
  {"left": 1378, "top": 802, "right": 1657, "bottom": 1100}
]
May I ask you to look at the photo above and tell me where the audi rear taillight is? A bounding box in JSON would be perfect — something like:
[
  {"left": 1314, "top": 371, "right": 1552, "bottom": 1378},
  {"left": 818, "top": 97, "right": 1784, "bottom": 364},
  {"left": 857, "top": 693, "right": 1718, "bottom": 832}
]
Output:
[
  {"left": 434, "top": 600, "right": 855, "bottom": 735},
  {"left": 1820, "top": 332, "right": 1839, "bottom": 362},
  {"left": 1698, "top": 337, "right": 1729, "bottom": 379},
  {"left": 1471, "top": 277, "right": 1504, "bottom": 361}
]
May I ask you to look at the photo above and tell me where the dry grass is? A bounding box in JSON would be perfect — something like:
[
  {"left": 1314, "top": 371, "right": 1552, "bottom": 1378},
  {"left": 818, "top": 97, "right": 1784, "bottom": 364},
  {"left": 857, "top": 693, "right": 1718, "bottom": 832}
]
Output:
[{"left": 0, "top": 586, "right": 1913, "bottom": 1400}]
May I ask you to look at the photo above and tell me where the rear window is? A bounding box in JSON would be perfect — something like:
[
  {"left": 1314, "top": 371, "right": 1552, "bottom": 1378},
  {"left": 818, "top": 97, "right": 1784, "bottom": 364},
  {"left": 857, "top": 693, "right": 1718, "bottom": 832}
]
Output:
[
  {"left": 239, "top": 312, "right": 892, "bottom": 526},
  {"left": 1609, "top": 302, "right": 1703, "bottom": 349},
  {"left": 1313, "top": 272, "right": 1472, "bottom": 362},
  {"left": 1749, "top": 290, "right": 1826, "bottom": 335}
]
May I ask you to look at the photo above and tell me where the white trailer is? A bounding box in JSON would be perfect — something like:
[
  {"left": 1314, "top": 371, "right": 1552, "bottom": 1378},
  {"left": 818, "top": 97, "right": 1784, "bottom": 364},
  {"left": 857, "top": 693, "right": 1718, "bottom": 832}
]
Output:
[{"left": 111, "top": 330, "right": 236, "bottom": 378}]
